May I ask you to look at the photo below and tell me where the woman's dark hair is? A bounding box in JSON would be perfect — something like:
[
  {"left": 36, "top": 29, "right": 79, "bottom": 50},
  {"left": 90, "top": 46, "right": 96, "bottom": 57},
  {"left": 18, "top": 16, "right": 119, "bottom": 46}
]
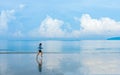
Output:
[
  {"left": 39, "top": 43, "right": 42, "bottom": 46},
  {"left": 39, "top": 50, "right": 42, "bottom": 52}
]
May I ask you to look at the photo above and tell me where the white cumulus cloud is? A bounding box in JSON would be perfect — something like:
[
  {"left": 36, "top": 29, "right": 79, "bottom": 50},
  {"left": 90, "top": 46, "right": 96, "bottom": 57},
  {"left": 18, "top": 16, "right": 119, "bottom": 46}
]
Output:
[
  {"left": 78, "top": 14, "right": 120, "bottom": 38},
  {"left": 19, "top": 4, "right": 25, "bottom": 9},
  {"left": 0, "top": 4, "right": 26, "bottom": 38},
  {"left": 30, "top": 16, "right": 65, "bottom": 38},
  {"left": 39, "top": 16, "right": 64, "bottom": 37},
  {"left": 0, "top": 9, "right": 15, "bottom": 34},
  {"left": 29, "top": 14, "right": 120, "bottom": 39}
]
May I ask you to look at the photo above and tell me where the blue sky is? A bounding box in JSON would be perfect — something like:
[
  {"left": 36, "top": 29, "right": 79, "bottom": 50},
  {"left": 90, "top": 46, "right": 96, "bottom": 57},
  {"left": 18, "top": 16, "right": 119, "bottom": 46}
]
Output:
[{"left": 0, "top": 0, "right": 120, "bottom": 40}]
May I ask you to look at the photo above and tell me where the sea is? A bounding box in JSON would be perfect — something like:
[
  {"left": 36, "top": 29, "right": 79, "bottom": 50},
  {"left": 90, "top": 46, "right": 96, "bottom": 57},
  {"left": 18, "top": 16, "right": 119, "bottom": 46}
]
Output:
[
  {"left": 0, "top": 40, "right": 120, "bottom": 53},
  {"left": 0, "top": 40, "right": 120, "bottom": 75}
]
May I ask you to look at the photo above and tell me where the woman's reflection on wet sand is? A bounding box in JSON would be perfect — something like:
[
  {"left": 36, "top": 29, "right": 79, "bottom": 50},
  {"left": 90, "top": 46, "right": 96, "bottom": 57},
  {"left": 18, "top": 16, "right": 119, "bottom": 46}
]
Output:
[{"left": 36, "top": 54, "right": 42, "bottom": 72}]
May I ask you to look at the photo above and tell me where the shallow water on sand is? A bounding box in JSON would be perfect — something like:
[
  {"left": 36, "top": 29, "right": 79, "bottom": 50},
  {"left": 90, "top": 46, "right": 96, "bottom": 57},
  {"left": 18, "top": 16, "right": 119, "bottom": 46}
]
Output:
[
  {"left": 0, "top": 52, "right": 120, "bottom": 75},
  {"left": 0, "top": 40, "right": 120, "bottom": 75}
]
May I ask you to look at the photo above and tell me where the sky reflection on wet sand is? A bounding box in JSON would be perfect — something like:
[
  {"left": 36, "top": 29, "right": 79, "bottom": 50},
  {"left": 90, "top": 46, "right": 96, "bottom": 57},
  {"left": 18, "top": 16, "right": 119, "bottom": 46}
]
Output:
[{"left": 0, "top": 52, "right": 120, "bottom": 75}]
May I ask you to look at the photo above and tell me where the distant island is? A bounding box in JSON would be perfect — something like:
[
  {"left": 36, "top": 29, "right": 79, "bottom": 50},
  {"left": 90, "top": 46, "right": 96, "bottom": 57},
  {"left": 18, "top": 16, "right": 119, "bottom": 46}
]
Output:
[{"left": 107, "top": 37, "right": 120, "bottom": 40}]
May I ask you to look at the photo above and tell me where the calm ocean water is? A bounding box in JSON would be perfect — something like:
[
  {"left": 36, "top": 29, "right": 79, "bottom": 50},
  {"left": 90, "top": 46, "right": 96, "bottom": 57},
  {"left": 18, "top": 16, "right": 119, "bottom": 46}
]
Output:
[
  {"left": 0, "top": 40, "right": 120, "bottom": 53},
  {"left": 0, "top": 40, "right": 120, "bottom": 75}
]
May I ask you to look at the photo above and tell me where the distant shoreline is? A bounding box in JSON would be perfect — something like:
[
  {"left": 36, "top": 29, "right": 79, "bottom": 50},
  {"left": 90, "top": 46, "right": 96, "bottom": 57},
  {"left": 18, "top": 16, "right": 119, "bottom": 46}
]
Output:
[{"left": 107, "top": 37, "right": 120, "bottom": 40}]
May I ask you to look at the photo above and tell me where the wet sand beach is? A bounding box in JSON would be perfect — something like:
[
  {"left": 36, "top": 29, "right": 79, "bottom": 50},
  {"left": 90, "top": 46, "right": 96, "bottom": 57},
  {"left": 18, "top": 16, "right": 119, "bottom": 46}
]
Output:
[{"left": 0, "top": 52, "right": 120, "bottom": 75}]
